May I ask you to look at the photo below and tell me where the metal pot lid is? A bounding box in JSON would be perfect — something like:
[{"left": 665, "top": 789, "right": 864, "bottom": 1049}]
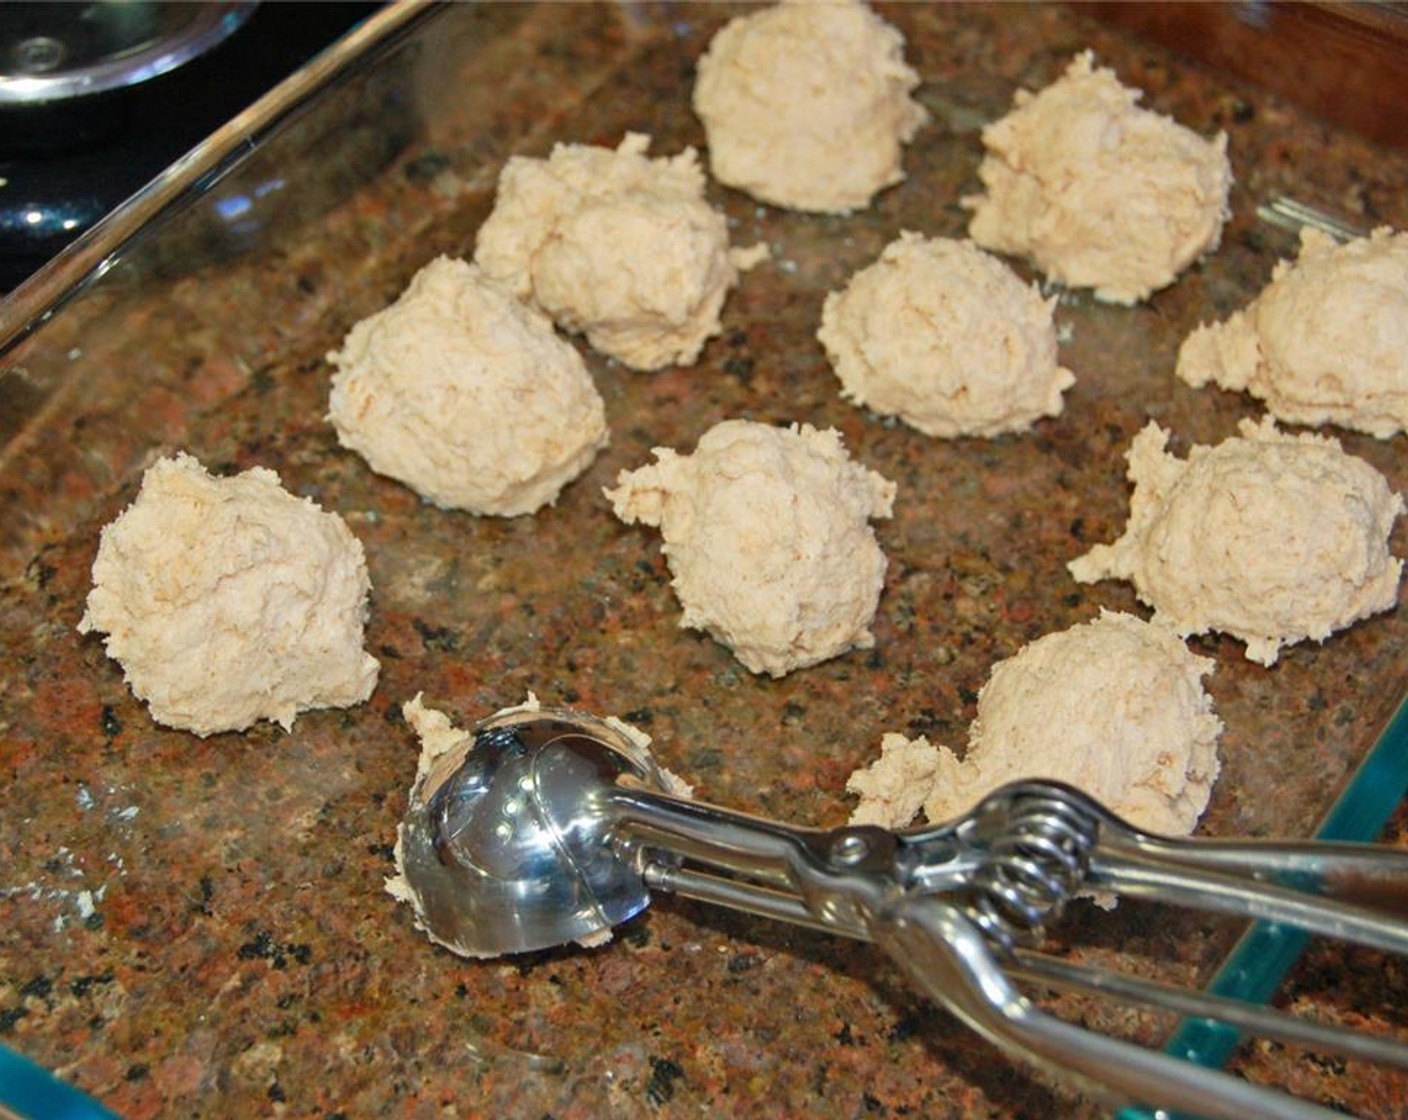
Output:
[{"left": 0, "top": 2, "right": 258, "bottom": 105}]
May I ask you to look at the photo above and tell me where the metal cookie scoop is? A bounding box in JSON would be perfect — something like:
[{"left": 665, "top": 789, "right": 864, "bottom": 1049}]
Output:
[{"left": 395, "top": 707, "right": 1408, "bottom": 1120}]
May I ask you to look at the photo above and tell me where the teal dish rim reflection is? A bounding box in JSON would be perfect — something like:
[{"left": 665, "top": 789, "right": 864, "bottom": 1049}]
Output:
[
  {"left": 0, "top": 1042, "right": 120, "bottom": 1119},
  {"left": 1121, "top": 690, "right": 1408, "bottom": 1120}
]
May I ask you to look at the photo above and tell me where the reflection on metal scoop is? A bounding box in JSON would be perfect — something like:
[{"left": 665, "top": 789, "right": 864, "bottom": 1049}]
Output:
[
  {"left": 396, "top": 708, "right": 665, "bottom": 958},
  {"left": 396, "top": 707, "right": 1408, "bottom": 1120}
]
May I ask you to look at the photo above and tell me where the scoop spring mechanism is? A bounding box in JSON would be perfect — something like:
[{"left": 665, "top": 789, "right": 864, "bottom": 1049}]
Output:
[{"left": 966, "top": 787, "right": 1098, "bottom": 950}]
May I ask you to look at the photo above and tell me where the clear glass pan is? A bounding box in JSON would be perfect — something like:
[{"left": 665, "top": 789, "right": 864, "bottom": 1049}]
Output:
[{"left": 3, "top": 4, "right": 1407, "bottom": 1117}]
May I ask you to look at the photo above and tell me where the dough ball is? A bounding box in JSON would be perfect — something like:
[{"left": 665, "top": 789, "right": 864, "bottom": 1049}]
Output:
[
  {"left": 1177, "top": 227, "right": 1408, "bottom": 438},
  {"left": 327, "top": 255, "right": 608, "bottom": 516},
  {"left": 1068, "top": 418, "right": 1404, "bottom": 665},
  {"left": 691, "top": 0, "right": 928, "bottom": 213},
  {"left": 965, "top": 51, "right": 1231, "bottom": 305},
  {"left": 817, "top": 233, "right": 1075, "bottom": 437},
  {"left": 474, "top": 133, "right": 764, "bottom": 371},
  {"left": 605, "top": 419, "right": 896, "bottom": 677},
  {"left": 78, "top": 453, "right": 379, "bottom": 736},
  {"left": 848, "top": 611, "right": 1222, "bottom": 837}
]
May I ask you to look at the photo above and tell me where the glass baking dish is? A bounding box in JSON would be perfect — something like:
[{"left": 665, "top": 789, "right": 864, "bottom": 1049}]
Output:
[{"left": 3, "top": 4, "right": 1407, "bottom": 1116}]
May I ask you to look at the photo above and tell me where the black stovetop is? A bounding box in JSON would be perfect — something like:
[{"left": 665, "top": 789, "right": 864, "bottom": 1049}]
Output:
[{"left": 0, "top": 2, "right": 383, "bottom": 292}]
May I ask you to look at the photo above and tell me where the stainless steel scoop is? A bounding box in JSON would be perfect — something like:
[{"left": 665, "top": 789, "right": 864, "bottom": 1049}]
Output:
[{"left": 396, "top": 706, "right": 1408, "bottom": 1120}]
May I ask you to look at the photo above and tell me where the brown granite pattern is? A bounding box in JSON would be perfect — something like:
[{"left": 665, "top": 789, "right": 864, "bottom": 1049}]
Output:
[{"left": 3, "top": 3, "right": 1408, "bottom": 1117}]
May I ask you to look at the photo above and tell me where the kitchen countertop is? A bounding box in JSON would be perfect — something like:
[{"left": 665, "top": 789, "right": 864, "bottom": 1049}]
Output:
[{"left": 3, "top": 3, "right": 1408, "bottom": 1117}]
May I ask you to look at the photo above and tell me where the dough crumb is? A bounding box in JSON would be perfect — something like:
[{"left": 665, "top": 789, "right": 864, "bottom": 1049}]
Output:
[
  {"left": 847, "top": 611, "right": 1222, "bottom": 837},
  {"left": 327, "top": 255, "right": 607, "bottom": 516},
  {"left": 845, "top": 731, "right": 939, "bottom": 828},
  {"left": 1069, "top": 418, "right": 1404, "bottom": 664},
  {"left": 78, "top": 453, "right": 379, "bottom": 736},
  {"left": 1177, "top": 226, "right": 1408, "bottom": 438},
  {"left": 605, "top": 419, "right": 896, "bottom": 677},
  {"left": 692, "top": 0, "right": 928, "bottom": 213},
  {"left": 474, "top": 133, "right": 763, "bottom": 371},
  {"left": 818, "top": 233, "right": 1075, "bottom": 437},
  {"left": 965, "top": 51, "right": 1231, "bottom": 305}
]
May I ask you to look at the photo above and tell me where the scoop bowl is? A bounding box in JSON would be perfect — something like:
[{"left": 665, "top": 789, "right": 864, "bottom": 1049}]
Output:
[{"left": 395, "top": 708, "right": 667, "bottom": 958}]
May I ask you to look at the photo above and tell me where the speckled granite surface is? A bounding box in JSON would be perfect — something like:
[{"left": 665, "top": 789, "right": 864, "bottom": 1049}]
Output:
[{"left": 3, "top": 4, "right": 1408, "bottom": 1117}]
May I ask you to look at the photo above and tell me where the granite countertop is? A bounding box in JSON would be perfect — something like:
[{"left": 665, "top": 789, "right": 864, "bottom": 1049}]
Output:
[{"left": 3, "top": 4, "right": 1408, "bottom": 1117}]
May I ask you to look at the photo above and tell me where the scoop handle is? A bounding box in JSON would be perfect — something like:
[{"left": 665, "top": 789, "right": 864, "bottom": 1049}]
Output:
[
  {"left": 871, "top": 892, "right": 1346, "bottom": 1120},
  {"left": 1090, "top": 825, "right": 1408, "bottom": 956}
]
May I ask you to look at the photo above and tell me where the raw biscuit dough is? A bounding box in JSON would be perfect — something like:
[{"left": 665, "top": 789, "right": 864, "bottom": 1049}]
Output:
[
  {"left": 474, "top": 133, "right": 765, "bottom": 371},
  {"left": 965, "top": 51, "right": 1231, "bottom": 305},
  {"left": 78, "top": 453, "right": 379, "bottom": 736},
  {"left": 327, "top": 255, "right": 608, "bottom": 516},
  {"left": 1177, "top": 227, "right": 1408, "bottom": 438},
  {"left": 847, "top": 611, "right": 1222, "bottom": 837},
  {"left": 817, "top": 233, "right": 1075, "bottom": 437},
  {"left": 1069, "top": 418, "right": 1404, "bottom": 665},
  {"left": 605, "top": 419, "right": 896, "bottom": 677},
  {"left": 845, "top": 731, "right": 939, "bottom": 829},
  {"left": 387, "top": 693, "right": 691, "bottom": 956},
  {"left": 691, "top": 0, "right": 928, "bottom": 213}
]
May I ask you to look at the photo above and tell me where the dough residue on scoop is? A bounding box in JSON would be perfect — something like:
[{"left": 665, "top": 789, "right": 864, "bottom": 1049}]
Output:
[
  {"left": 388, "top": 694, "right": 690, "bottom": 955},
  {"left": 691, "top": 0, "right": 928, "bottom": 213},
  {"left": 965, "top": 50, "right": 1231, "bottom": 305},
  {"left": 78, "top": 452, "right": 379, "bottom": 736},
  {"left": 817, "top": 233, "right": 1075, "bottom": 437},
  {"left": 847, "top": 611, "right": 1222, "bottom": 837},
  {"left": 473, "top": 133, "right": 765, "bottom": 371},
  {"left": 1177, "top": 226, "right": 1408, "bottom": 438},
  {"left": 605, "top": 419, "right": 896, "bottom": 677},
  {"left": 327, "top": 255, "right": 608, "bottom": 516},
  {"left": 1068, "top": 418, "right": 1404, "bottom": 665}
]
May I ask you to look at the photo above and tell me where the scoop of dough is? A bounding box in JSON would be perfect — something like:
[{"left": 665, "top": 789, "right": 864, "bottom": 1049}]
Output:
[
  {"left": 1177, "top": 227, "right": 1408, "bottom": 438},
  {"left": 848, "top": 611, "right": 1222, "bottom": 837},
  {"left": 327, "top": 255, "right": 608, "bottom": 516},
  {"left": 691, "top": 0, "right": 928, "bottom": 213},
  {"left": 605, "top": 419, "right": 896, "bottom": 677},
  {"left": 77, "top": 453, "right": 379, "bottom": 736},
  {"left": 388, "top": 693, "right": 691, "bottom": 956},
  {"left": 817, "top": 233, "right": 1075, "bottom": 437},
  {"left": 965, "top": 51, "right": 1231, "bottom": 305},
  {"left": 1069, "top": 418, "right": 1404, "bottom": 665},
  {"left": 474, "top": 133, "right": 763, "bottom": 371}
]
